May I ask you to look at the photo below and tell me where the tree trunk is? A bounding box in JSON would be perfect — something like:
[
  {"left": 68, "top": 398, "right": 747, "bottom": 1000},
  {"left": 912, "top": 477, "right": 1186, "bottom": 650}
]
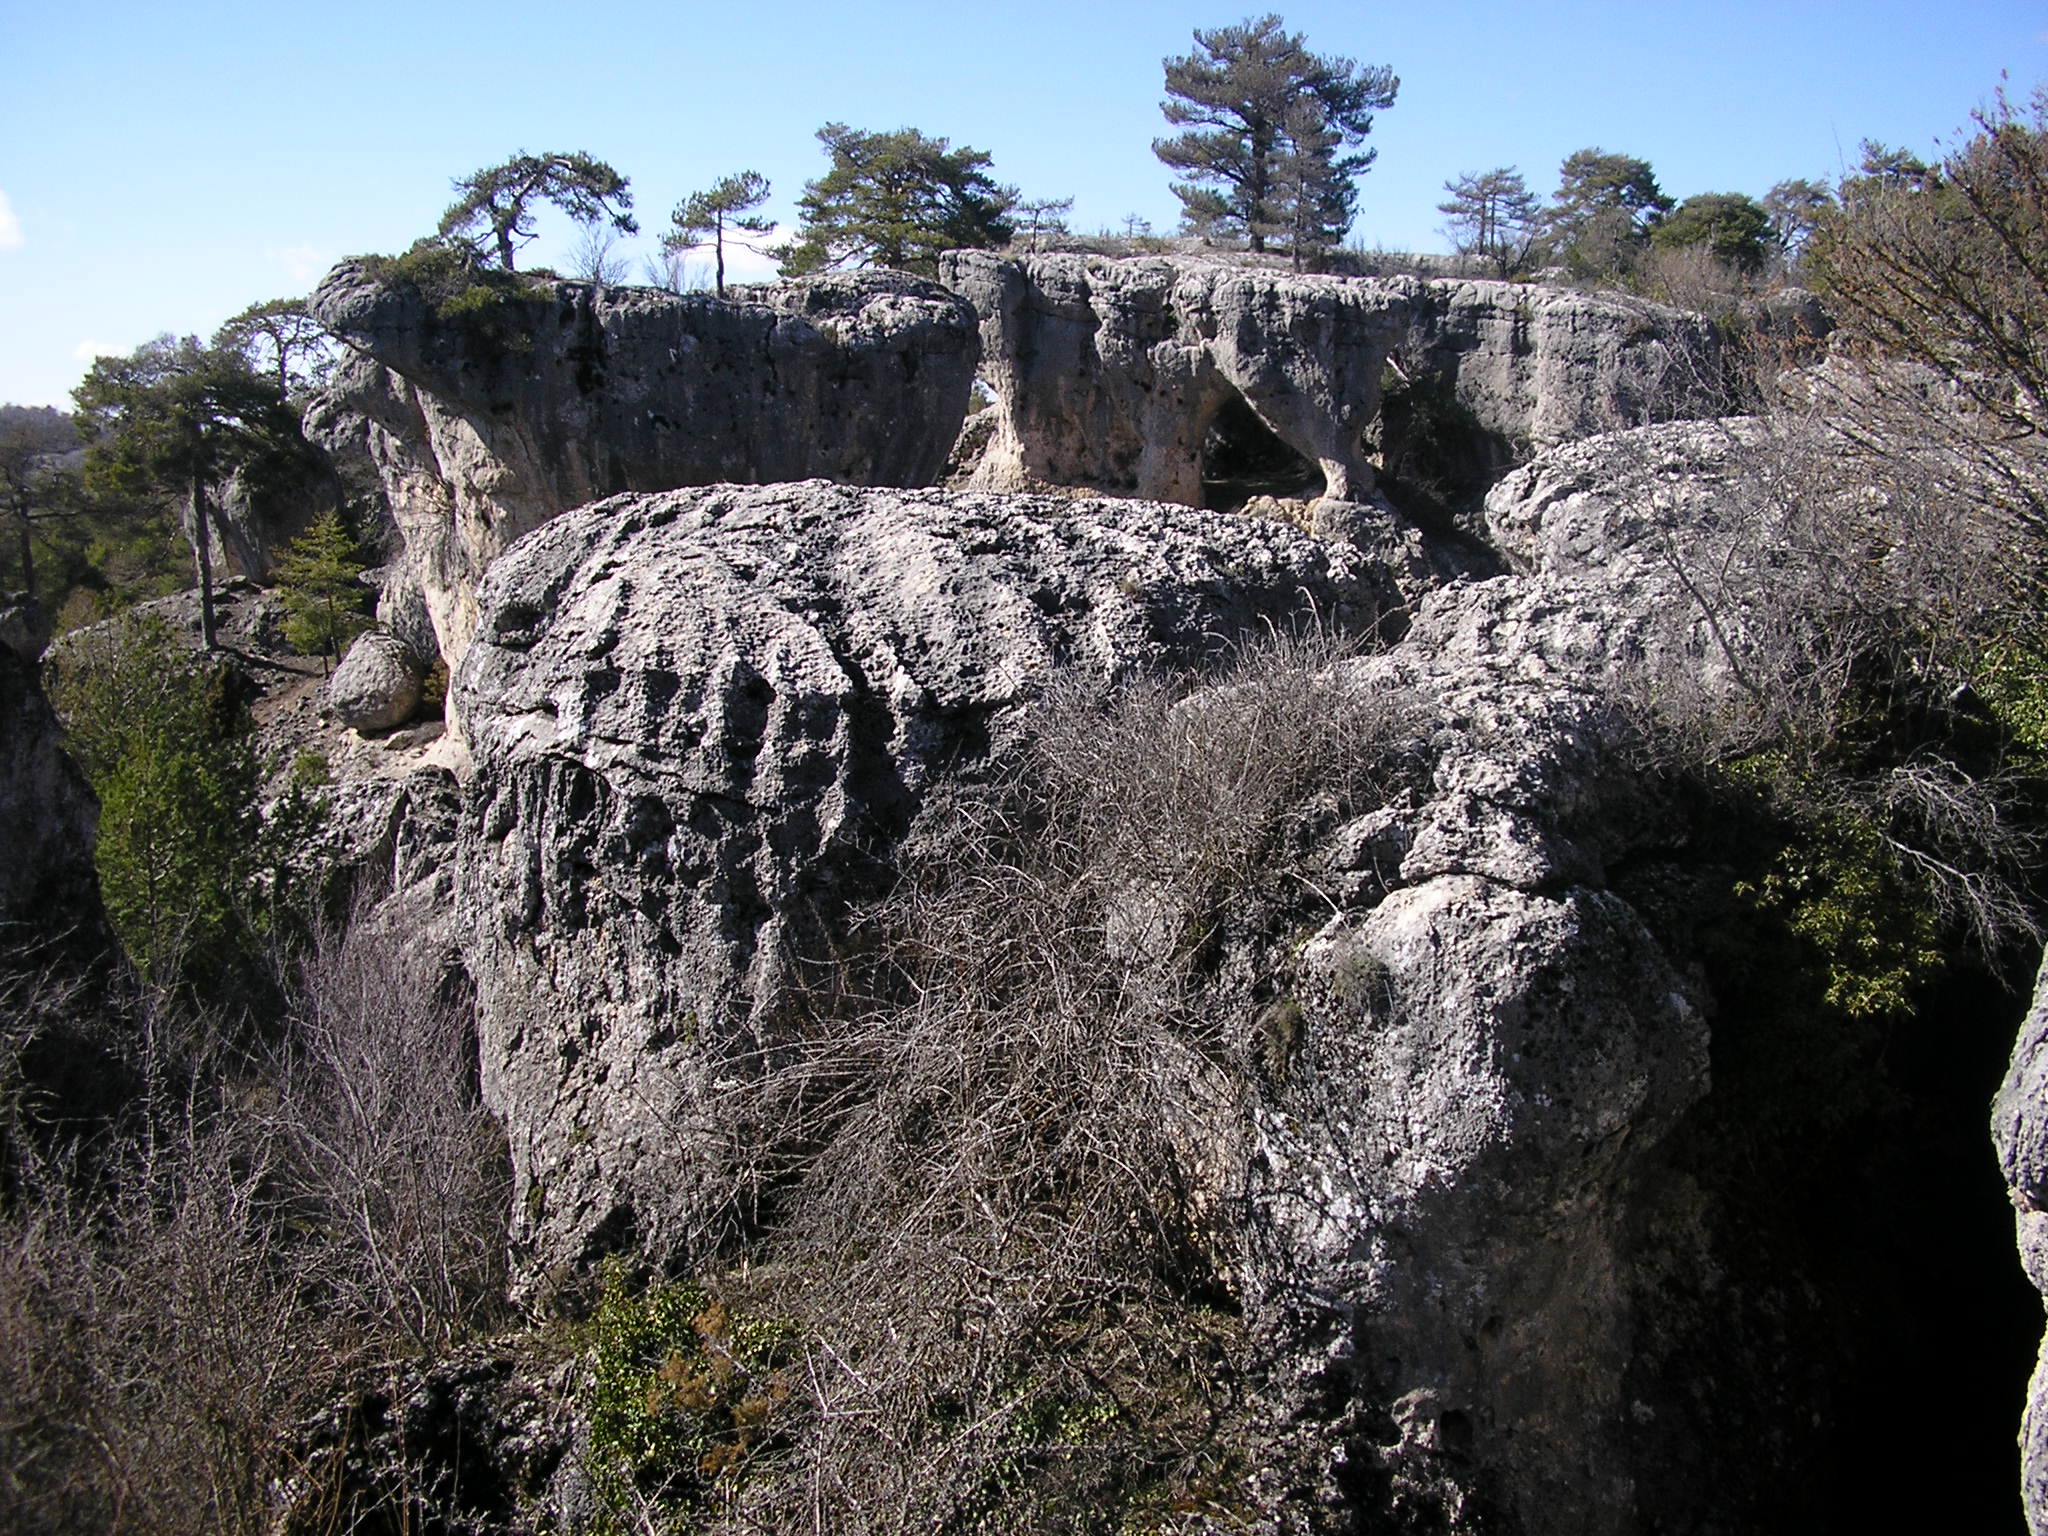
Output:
[
  {"left": 12, "top": 508, "right": 32, "bottom": 596},
  {"left": 188, "top": 472, "right": 217, "bottom": 651},
  {"left": 714, "top": 218, "right": 727, "bottom": 298}
]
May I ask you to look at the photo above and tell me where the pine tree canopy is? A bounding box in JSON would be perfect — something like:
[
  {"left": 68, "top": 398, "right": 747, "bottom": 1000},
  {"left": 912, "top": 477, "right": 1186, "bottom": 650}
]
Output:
[{"left": 1153, "top": 13, "right": 1396, "bottom": 258}]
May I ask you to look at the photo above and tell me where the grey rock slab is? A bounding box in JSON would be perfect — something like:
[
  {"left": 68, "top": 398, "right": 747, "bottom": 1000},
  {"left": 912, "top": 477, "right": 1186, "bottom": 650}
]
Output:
[
  {"left": 451, "top": 480, "right": 1395, "bottom": 1281},
  {"left": 306, "top": 263, "right": 979, "bottom": 683},
  {"left": 946, "top": 251, "right": 1418, "bottom": 505},
  {"left": 1996, "top": 958, "right": 2048, "bottom": 1536}
]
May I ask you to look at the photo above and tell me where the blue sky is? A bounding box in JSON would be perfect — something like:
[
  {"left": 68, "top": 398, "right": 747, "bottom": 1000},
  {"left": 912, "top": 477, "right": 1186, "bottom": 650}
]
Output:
[{"left": 2, "top": 0, "right": 2042, "bottom": 406}]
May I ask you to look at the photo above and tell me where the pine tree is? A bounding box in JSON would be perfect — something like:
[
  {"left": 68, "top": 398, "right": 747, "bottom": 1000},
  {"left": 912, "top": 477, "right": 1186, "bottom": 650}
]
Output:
[
  {"left": 777, "top": 125, "right": 1016, "bottom": 277},
  {"left": 274, "top": 511, "right": 371, "bottom": 669},
  {"left": 664, "top": 172, "right": 775, "bottom": 296},
  {"left": 439, "top": 151, "right": 638, "bottom": 271},
  {"left": 1438, "top": 167, "right": 1542, "bottom": 277},
  {"left": 1153, "top": 14, "right": 1397, "bottom": 255},
  {"left": 1540, "top": 149, "right": 1672, "bottom": 278}
]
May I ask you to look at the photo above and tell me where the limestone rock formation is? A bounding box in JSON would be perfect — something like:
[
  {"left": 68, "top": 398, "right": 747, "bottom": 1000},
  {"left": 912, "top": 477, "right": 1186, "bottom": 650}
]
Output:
[
  {"left": 0, "top": 639, "right": 107, "bottom": 964},
  {"left": 306, "top": 263, "right": 979, "bottom": 675},
  {"left": 1235, "top": 576, "right": 1710, "bottom": 1534},
  {"left": 1996, "top": 962, "right": 2048, "bottom": 1536},
  {"left": 944, "top": 251, "right": 1419, "bottom": 505},
  {"left": 1390, "top": 279, "right": 1724, "bottom": 462},
  {"left": 944, "top": 254, "right": 1724, "bottom": 520},
  {"left": 328, "top": 630, "right": 426, "bottom": 733},
  {"left": 451, "top": 480, "right": 1397, "bottom": 1280}
]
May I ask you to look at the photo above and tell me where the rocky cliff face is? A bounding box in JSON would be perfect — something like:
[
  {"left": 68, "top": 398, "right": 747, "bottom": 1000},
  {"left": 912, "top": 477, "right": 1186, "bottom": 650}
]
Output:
[
  {"left": 451, "top": 480, "right": 1398, "bottom": 1283},
  {"left": 0, "top": 640, "right": 105, "bottom": 965},
  {"left": 305, "top": 264, "right": 979, "bottom": 677},
  {"left": 945, "top": 251, "right": 1417, "bottom": 505},
  {"left": 1997, "top": 966, "right": 2048, "bottom": 1536},
  {"left": 945, "top": 254, "right": 1723, "bottom": 521},
  {"left": 1392, "top": 278, "right": 1724, "bottom": 460}
]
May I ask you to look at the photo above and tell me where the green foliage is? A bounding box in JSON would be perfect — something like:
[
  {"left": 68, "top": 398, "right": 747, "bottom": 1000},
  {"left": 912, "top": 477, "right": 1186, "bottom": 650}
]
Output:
[
  {"left": 72, "top": 336, "right": 307, "bottom": 650},
  {"left": 1541, "top": 147, "right": 1673, "bottom": 277},
  {"left": 585, "top": 1262, "right": 797, "bottom": 1522},
  {"left": 47, "top": 617, "right": 264, "bottom": 993},
  {"left": 211, "top": 297, "right": 334, "bottom": 399},
  {"left": 358, "top": 240, "right": 550, "bottom": 349},
  {"left": 437, "top": 150, "right": 637, "bottom": 272},
  {"left": 273, "top": 511, "right": 370, "bottom": 665},
  {"left": 1154, "top": 13, "right": 1397, "bottom": 261},
  {"left": 1762, "top": 176, "right": 1837, "bottom": 260},
  {"left": 1732, "top": 801, "right": 1943, "bottom": 1022},
  {"left": 1438, "top": 166, "right": 1541, "bottom": 276},
  {"left": 1975, "top": 635, "right": 2048, "bottom": 759},
  {"left": 1652, "top": 191, "right": 1774, "bottom": 272},
  {"left": 0, "top": 405, "right": 82, "bottom": 597},
  {"left": 664, "top": 171, "right": 774, "bottom": 296},
  {"left": 778, "top": 123, "right": 1016, "bottom": 277}
]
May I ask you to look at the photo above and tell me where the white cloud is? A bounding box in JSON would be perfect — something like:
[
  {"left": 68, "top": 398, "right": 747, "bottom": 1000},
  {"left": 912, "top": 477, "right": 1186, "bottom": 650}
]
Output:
[
  {"left": 0, "top": 192, "right": 23, "bottom": 251},
  {"left": 73, "top": 339, "right": 118, "bottom": 362},
  {"left": 266, "top": 242, "right": 331, "bottom": 286}
]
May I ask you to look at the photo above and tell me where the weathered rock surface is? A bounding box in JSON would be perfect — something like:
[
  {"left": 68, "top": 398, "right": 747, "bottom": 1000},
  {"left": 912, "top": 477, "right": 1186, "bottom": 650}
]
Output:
[
  {"left": 306, "top": 264, "right": 979, "bottom": 677},
  {"left": 451, "top": 480, "right": 1396, "bottom": 1280},
  {"left": 945, "top": 251, "right": 1418, "bottom": 505},
  {"left": 1224, "top": 574, "right": 1709, "bottom": 1534},
  {"left": 945, "top": 254, "right": 1724, "bottom": 521},
  {"left": 1391, "top": 279, "right": 1724, "bottom": 462},
  {"left": 1997, "top": 962, "right": 2048, "bottom": 1536},
  {"left": 328, "top": 629, "right": 426, "bottom": 733},
  {"left": 0, "top": 639, "right": 106, "bottom": 963}
]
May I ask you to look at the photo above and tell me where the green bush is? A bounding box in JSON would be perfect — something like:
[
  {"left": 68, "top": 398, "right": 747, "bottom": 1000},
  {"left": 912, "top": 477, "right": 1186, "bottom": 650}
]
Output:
[
  {"left": 273, "top": 511, "right": 371, "bottom": 666},
  {"left": 585, "top": 1261, "right": 797, "bottom": 1524}
]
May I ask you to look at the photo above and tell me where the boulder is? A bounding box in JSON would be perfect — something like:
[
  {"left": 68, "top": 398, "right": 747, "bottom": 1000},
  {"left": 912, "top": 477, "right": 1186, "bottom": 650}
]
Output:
[
  {"left": 451, "top": 480, "right": 1399, "bottom": 1281},
  {"left": 306, "top": 263, "right": 979, "bottom": 680},
  {"left": 329, "top": 630, "right": 426, "bottom": 733}
]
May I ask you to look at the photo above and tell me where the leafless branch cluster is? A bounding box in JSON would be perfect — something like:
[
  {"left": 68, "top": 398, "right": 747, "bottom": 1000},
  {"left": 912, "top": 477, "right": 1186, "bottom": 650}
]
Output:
[
  {"left": 0, "top": 912, "right": 509, "bottom": 1535},
  {"left": 697, "top": 634, "right": 1418, "bottom": 1532},
  {"left": 1608, "top": 391, "right": 2045, "bottom": 957}
]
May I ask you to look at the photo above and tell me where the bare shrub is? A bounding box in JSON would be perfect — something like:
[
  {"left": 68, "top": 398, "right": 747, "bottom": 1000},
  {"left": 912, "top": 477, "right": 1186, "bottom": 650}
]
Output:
[
  {"left": 0, "top": 910, "right": 511, "bottom": 1534},
  {"left": 701, "top": 633, "right": 1419, "bottom": 1531},
  {"left": 1606, "top": 402, "right": 2045, "bottom": 958},
  {"left": 269, "top": 909, "right": 509, "bottom": 1351}
]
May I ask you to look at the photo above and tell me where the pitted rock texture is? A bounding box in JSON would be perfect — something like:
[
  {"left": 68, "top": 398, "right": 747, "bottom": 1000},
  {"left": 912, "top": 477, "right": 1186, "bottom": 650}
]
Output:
[
  {"left": 452, "top": 481, "right": 1395, "bottom": 1279},
  {"left": 306, "top": 263, "right": 979, "bottom": 677},
  {"left": 1996, "top": 961, "right": 2048, "bottom": 1536},
  {"left": 943, "top": 251, "right": 1418, "bottom": 505},
  {"left": 1388, "top": 279, "right": 1724, "bottom": 464},
  {"left": 1230, "top": 576, "right": 1708, "bottom": 1534}
]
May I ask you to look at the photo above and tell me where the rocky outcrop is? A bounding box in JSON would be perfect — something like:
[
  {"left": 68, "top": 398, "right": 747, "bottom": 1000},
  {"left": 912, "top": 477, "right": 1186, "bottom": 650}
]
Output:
[
  {"left": 944, "top": 251, "right": 1418, "bottom": 505},
  {"left": 1238, "top": 577, "right": 1709, "bottom": 1534},
  {"left": 1391, "top": 279, "right": 1724, "bottom": 460},
  {"left": 1997, "top": 963, "right": 2048, "bottom": 1536},
  {"left": 451, "top": 480, "right": 1398, "bottom": 1281},
  {"left": 306, "top": 263, "right": 980, "bottom": 677},
  {"left": 0, "top": 640, "right": 106, "bottom": 964},
  {"left": 944, "top": 254, "right": 1724, "bottom": 521}
]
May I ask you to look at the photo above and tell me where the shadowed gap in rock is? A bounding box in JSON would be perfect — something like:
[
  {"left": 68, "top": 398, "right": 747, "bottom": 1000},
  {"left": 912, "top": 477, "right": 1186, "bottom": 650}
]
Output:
[{"left": 1200, "top": 392, "right": 1322, "bottom": 510}]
